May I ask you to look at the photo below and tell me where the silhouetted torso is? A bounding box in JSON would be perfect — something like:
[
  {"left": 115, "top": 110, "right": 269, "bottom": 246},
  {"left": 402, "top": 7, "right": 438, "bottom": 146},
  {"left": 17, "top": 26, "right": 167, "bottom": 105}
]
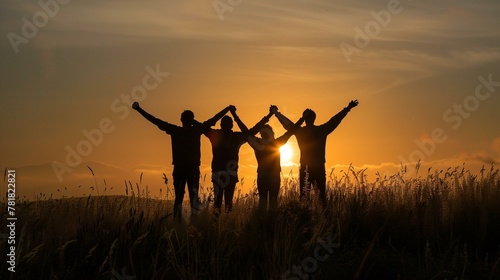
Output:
[
  {"left": 295, "top": 108, "right": 350, "bottom": 167},
  {"left": 295, "top": 126, "right": 329, "bottom": 167},
  {"left": 204, "top": 129, "right": 247, "bottom": 172},
  {"left": 250, "top": 132, "right": 293, "bottom": 174},
  {"left": 158, "top": 122, "right": 209, "bottom": 166}
]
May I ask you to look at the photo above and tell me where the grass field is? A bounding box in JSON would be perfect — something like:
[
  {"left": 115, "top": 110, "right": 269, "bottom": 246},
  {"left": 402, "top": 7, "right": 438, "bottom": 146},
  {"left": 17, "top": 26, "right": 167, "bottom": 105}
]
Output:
[{"left": 1, "top": 164, "right": 500, "bottom": 279}]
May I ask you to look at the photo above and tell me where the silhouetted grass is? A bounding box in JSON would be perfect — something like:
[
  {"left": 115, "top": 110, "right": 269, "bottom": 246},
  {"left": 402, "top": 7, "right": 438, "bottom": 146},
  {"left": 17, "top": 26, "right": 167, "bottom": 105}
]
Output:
[{"left": 1, "top": 164, "right": 499, "bottom": 279}]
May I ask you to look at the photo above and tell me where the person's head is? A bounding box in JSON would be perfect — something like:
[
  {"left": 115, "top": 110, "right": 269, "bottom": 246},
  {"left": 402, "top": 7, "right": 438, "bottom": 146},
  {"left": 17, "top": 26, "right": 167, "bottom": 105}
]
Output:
[
  {"left": 180, "top": 110, "right": 195, "bottom": 126},
  {"left": 221, "top": 115, "right": 233, "bottom": 131},
  {"left": 259, "top": 124, "right": 275, "bottom": 141},
  {"left": 303, "top": 109, "right": 316, "bottom": 126}
]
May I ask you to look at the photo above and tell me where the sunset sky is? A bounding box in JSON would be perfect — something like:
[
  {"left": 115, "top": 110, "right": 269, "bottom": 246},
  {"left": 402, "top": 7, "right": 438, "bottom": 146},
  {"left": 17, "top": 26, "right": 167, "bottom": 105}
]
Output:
[{"left": 1, "top": 0, "right": 499, "bottom": 198}]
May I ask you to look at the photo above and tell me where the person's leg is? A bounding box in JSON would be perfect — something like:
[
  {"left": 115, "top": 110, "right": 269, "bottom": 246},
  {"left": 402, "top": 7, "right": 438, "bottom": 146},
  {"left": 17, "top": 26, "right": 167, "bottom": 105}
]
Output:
[
  {"left": 299, "top": 165, "right": 311, "bottom": 200},
  {"left": 224, "top": 175, "right": 238, "bottom": 212},
  {"left": 310, "top": 166, "right": 327, "bottom": 207},
  {"left": 186, "top": 166, "right": 201, "bottom": 221},
  {"left": 173, "top": 167, "right": 187, "bottom": 222},
  {"left": 212, "top": 172, "right": 225, "bottom": 212},
  {"left": 269, "top": 173, "right": 281, "bottom": 211},
  {"left": 257, "top": 174, "right": 268, "bottom": 211}
]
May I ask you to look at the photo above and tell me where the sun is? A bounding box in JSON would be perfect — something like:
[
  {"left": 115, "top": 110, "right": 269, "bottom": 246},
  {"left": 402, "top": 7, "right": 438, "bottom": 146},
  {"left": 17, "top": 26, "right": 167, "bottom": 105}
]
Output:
[{"left": 280, "top": 143, "right": 293, "bottom": 166}]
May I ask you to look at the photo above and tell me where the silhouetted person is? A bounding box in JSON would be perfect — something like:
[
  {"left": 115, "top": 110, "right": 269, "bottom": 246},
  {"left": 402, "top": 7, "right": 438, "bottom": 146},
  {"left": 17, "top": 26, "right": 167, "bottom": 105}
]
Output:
[
  {"left": 204, "top": 105, "right": 274, "bottom": 214},
  {"left": 132, "top": 102, "right": 231, "bottom": 222},
  {"left": 275, "top": 100, "right": 359, "bottom": 207},
  {"left": 248, "top": 106, "right": 304, "bottom": 211}
]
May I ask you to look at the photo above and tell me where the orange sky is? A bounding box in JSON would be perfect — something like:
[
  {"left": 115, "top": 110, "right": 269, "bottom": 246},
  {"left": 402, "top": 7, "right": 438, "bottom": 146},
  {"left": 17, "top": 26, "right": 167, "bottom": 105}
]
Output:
[{"left": 1, "top": 0, "right": 499, "bottom": 198}]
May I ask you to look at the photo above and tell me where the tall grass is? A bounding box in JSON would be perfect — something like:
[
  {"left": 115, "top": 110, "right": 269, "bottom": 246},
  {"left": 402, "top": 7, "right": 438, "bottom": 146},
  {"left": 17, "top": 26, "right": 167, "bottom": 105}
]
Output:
[{"left": 1, "top": 164, "right": 499, "bottom": 279}]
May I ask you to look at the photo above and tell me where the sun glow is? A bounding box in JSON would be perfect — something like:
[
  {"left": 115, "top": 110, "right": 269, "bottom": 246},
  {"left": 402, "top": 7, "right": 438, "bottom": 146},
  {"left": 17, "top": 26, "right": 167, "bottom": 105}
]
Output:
[{"left": 280, "top": 143, "right": 294, "bottom": 166}]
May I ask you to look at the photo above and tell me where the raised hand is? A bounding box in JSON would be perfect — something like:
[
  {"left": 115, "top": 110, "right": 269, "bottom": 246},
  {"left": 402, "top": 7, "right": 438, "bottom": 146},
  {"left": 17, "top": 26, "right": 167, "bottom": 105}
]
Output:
[
  {"left": 270, "top": 105, "right": 278, "bottom": 114},
  {"left": 132, "top": 102, "right": 140, "bottom": 110},
  {"left": 229, "top": 105, "right": 236, "bottom": 113},
  {"left": 347, "top": 99, "right": 359, "bottom": 109}
]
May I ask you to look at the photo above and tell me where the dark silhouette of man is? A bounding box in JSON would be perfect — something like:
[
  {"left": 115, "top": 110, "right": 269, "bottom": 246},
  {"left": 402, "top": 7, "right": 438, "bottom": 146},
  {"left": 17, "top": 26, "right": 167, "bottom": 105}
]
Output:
[
  {"left": 248, "top": 106, "right": 304, "bottom": 211},
  {"left": 132, "top": 101, "right": 231, "bottom": 222},
  {"left": 204, "top": 105, "right": 274, "bottom": 213},
  {"left": 275, "top": 100, "right": 359, "bottom": 206}
]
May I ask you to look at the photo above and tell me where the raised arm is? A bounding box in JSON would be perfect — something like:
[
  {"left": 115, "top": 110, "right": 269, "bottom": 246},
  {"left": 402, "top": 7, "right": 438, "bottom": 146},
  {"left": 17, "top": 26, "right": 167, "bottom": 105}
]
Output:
[
  {"left": 132, "top": 102, "right": 173, "bottom": 130},
  {"left": 230, "top": 106, "right": 250, "bottom": 133},
  {"left": 203, "top": 105, "right": 232, "bottom": 127},
  {"left": 274, "top": 108, "right": 295, "bottom": 130},
  {"left": 275, "top": 116, "right": 304, "bottom": 146},
  {"left": 322, "top": 99, "right": 359, "bottom": 134},
  {"left": 246, "top": 106, "right": 275, "bottom": 136}
]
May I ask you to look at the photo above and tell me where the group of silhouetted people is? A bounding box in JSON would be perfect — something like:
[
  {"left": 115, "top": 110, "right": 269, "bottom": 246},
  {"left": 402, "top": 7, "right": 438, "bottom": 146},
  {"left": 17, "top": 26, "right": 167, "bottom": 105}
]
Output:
[{"left": 132, "top": 100, "right": 358, "bottom": 222}]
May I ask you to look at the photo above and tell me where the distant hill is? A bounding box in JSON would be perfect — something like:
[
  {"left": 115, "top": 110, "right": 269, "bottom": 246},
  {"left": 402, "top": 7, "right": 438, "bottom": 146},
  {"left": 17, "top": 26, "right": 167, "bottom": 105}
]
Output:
[{"left": 4, "top": 161, "right": 172, "bottom": 199}]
